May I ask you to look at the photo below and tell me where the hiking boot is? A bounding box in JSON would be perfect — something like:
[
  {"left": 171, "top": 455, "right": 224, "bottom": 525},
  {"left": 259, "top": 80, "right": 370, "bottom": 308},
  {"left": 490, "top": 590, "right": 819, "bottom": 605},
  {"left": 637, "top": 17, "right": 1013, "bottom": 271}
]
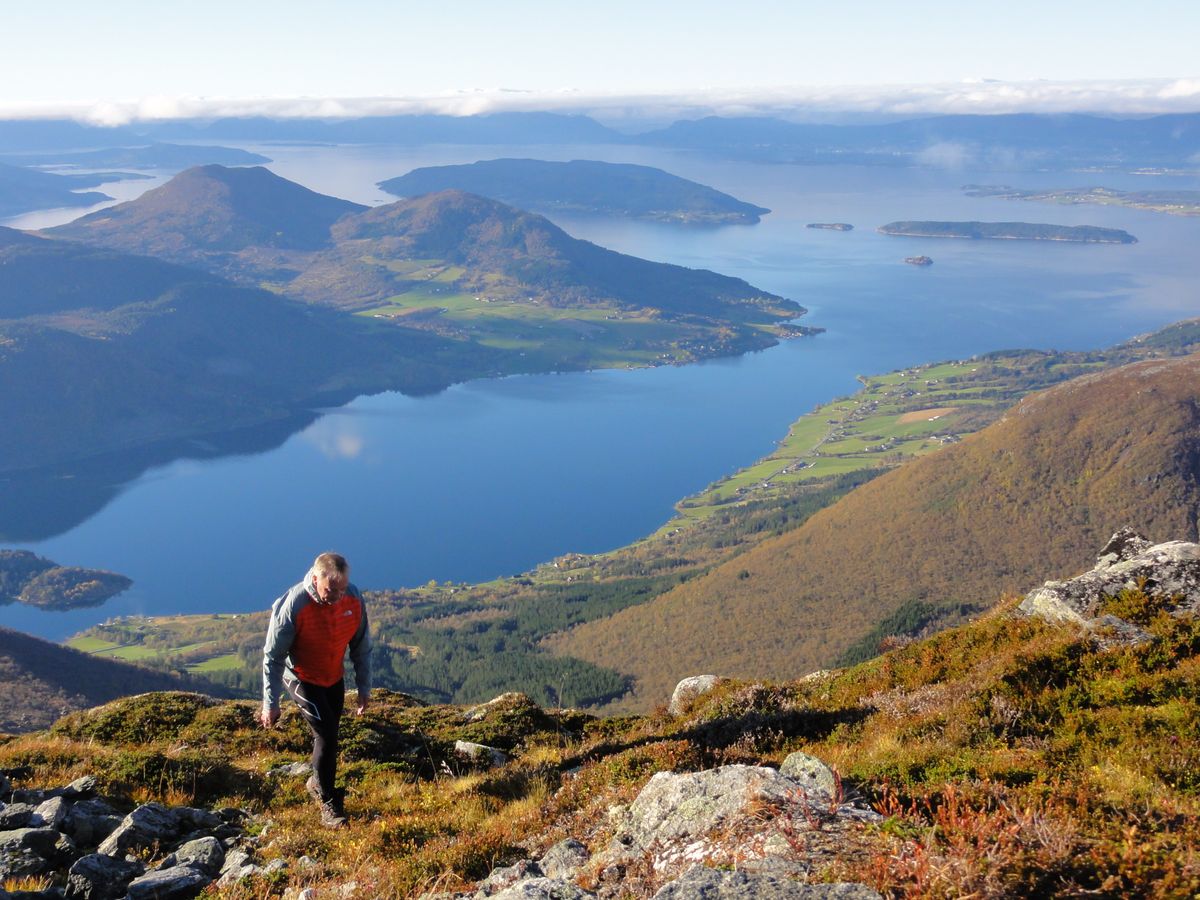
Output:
[
  {"left": 319, "top": 796, "right": 347, "bottom": 829},
  {"left": 305, "top": 774, "right": 322, "bottom": 803}
]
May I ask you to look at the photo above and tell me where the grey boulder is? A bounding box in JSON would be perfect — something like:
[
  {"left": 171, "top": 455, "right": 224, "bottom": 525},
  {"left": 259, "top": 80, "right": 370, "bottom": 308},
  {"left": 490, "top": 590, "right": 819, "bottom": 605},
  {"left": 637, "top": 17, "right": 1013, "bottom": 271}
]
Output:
[
  {"left": 779, "top": 752, "right": 840, "bottom": 803},
  {"left": 0, "top": 826, "right": 75, "bottom": 878},
  {"left": 1020, "top": 529, "right": 1200, "bottom": 626},
  {"left": 538, "top": 838, "right": 589, "bottom": 880},
  {"left": 488, "top": 878, "right": 595, "bottom": 899},
  {"left": 668, "top": 675, "right": 726, "bottom": 716},
  {"left": 126, "top": 864, "right": 212, "bottom": 900},
  {"left": 65, "top": 852, "right": 145, "bottom": 900},
  {"left": 98, "top": 803, "right": 179, "bottom": 856},
  {"left": 652, "top": 866, "right": 882, "bottom": 898}
]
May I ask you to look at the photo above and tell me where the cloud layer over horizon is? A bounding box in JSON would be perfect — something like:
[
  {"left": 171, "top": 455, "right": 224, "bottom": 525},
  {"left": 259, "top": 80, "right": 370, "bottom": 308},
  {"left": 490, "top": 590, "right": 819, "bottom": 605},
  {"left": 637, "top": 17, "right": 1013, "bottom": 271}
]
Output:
[{"left": 2, "top": 78, "right": 1198, "bottom": 128}]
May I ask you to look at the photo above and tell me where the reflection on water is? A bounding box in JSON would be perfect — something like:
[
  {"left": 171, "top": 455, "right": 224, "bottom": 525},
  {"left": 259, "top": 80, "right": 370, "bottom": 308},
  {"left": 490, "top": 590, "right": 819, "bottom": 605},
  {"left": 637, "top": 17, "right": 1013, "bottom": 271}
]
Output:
[
  {"left": 5, "top": 144, "right": 1200, "bottom": 640},
  {"left": 0, "top": 414, "right": 315, "bottom": 543}
]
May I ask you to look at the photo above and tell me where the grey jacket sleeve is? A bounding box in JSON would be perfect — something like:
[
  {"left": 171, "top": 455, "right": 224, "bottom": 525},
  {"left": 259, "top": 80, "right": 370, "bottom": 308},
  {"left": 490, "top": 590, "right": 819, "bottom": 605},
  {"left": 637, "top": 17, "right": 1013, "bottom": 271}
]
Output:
[
  {"left": 348, "top": 588, "right": 372, "bottom": 701},
  {"left": 262, "top": 588, "right": 298, "bottom": 711}
]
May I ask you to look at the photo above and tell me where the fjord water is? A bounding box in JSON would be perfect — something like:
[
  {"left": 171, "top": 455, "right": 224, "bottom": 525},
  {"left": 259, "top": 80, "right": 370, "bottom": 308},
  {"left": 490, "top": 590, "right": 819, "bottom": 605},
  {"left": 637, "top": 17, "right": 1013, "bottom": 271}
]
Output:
[{"left": 6, "top": 145, "right": 1200, "bottom": 639}]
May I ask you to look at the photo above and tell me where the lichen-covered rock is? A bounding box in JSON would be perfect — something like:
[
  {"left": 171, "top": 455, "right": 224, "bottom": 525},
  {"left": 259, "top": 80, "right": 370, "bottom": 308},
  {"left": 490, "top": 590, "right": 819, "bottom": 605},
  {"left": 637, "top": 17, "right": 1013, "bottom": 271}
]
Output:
[
  {"left": 463, "top": 692, "right": 537, "bottom": 723},
  {"left": 1020, "top": 529, "right": 1200, "bottom": 627},
  {"left": 216, "top": 847, "right": 261, "bottom": 886},
  {"left": 65, "top": 852, "right": 145, "bottom": 900},
  {"left": 651, "top": 865, "right": 882, "bottom": 898},
  {"left": 62, "top": 798, "right": 122, "bottom": 847},
  {"left": 125, "top": 864, "right": 212, "bottom": 900},
  {"left": 0, "top": 826, "right": 75, "bottom": 878},
  {"left": 31, "top": 795, "right": 70, "bottom": 829},
  {"left": 779, "top": 752, "right": 839, "bottom": 803},
  {"left": 487, "top": 878, "right": 595, "bottom": 899},
  {"left": 455, "top": 740, "right": 510, "bottom": 768},
  {"left": 538, "top": 838, "right": 589, "bottom": 880},
  {"left": 62, "top": 776, "right": 99, "bottom": 799},
  {"left": 161, "top": 835, "right": 225, "bottom": 876},
  {"left": 474, "top": 858, "right": 542, "bottom": 894},
  {"left": 612, "top": 766, "right": 798, "bottom": 851},
  {"left": 267, "top": 761, "right": 312, "bottom": 779},
  {"left": 98, "top": 802, "right": 180, "bottom": 856},
  {"left": 0, "top": 803, "right": 35, "bottom": 830},
  {"left": 668, "top": 675, "right": 725, "bottom": 715}
]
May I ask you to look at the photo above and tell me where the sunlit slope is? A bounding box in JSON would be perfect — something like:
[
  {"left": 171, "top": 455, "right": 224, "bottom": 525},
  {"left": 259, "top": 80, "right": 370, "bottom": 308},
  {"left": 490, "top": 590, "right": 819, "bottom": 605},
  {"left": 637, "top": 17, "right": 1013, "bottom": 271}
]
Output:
[{"left": 548, "top": 354, "right": 1200, "bottom": 706}]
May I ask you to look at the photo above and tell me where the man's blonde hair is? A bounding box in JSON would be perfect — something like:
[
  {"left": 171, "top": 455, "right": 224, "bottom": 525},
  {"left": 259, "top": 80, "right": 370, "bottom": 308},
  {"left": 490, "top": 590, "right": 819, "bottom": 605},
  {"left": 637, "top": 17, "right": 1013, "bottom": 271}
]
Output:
[{"left": 313, "top": 552, "right": 349, "bottom": 579}]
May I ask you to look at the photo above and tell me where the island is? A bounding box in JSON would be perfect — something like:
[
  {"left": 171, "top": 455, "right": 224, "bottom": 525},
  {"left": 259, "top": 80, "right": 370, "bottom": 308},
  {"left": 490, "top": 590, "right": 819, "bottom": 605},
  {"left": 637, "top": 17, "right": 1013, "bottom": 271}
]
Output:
[
  {"left": 905, "top": 256, "right": 933, "bottom": 266},
  {"left": 378, "top": 158, "right": 770, "bottom": 225},
  {"left": 806, "top": 223, "right": 853, "bottom": 231},
  {"left": 0, "top": 550, "right": 131, "bottom": 611},
  {"left": 878, "top": 221, "right": 1137, "bottom": 244},
  {"left": 0, "top": 162, "right": 111, "bottom": 218},
  {"left": 964, "top": 184, "right": 1200, "bottom": 217}
]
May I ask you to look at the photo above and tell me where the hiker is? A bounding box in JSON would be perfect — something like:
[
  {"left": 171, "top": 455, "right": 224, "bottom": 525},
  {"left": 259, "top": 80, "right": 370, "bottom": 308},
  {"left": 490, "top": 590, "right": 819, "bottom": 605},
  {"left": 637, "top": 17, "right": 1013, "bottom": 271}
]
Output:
[{"left": 259, "top": 552, "right": 371, "bottom": 828}]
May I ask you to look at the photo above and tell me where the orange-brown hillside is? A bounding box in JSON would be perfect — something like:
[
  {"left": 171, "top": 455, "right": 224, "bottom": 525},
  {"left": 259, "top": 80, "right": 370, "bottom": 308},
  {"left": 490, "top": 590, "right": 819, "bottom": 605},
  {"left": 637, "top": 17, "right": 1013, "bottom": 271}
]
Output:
[{"left": 548, "top": 353, "right": 1200, "bottom": 708}]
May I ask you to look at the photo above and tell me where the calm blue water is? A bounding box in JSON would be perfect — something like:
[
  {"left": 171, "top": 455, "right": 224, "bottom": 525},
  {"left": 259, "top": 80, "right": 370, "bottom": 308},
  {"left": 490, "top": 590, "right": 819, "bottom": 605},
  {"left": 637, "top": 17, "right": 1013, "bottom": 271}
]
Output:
[{"left": 6, "top": 146, "right": 1200, "bottom": 639}]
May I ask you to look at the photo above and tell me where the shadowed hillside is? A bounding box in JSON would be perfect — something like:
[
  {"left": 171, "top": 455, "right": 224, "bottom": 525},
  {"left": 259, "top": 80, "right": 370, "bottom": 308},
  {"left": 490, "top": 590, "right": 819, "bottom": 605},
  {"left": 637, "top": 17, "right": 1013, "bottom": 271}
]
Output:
[
  {"left": 0, "top": 627, "right": 230, "bottom": 732},
  {"left": 549, "top": 354, "right": 1200, "bottom": 707},
  {"left": 0, "top": 230, "right": 478, "bottom": 472}
]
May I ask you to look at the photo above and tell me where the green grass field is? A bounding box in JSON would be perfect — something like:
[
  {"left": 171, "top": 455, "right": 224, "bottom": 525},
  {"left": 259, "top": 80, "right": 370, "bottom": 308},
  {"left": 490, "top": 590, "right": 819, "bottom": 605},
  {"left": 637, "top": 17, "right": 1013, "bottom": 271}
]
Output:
[{"left": 670, "top": 360, "right": 987, "bottom": 521}]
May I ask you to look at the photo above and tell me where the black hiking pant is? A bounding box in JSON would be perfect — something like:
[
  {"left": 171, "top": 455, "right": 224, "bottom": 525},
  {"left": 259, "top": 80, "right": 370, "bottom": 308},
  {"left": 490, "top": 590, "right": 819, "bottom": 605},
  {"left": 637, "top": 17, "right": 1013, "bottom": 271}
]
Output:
[{"left": 286, "top": 677, "right": 345, "bottom": 801}]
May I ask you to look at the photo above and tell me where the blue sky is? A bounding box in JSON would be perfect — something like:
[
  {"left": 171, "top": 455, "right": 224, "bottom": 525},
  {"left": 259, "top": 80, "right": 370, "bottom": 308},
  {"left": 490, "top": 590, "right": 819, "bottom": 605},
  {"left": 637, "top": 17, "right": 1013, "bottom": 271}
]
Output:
[{"left": 2, "top": 1, "right": 1198, "bottom": 121}]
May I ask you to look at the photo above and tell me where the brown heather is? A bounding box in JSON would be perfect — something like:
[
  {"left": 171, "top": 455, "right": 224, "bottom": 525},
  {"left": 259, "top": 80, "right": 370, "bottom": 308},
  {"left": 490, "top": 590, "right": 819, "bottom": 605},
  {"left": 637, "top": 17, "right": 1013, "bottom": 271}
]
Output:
[{"left": 2, "top": 588, "right": 1197, "bottom": 897}]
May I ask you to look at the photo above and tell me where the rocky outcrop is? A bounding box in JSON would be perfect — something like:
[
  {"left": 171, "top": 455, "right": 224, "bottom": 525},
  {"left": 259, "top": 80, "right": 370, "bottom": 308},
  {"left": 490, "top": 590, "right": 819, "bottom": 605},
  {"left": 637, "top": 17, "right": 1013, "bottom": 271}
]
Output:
[
  {"left": 1020, "top": 528, "right": 1200, "bottom": 639},
  {"left": 443, "top": 761, "right": 881, "bottom": 900},
  {"left": 0, "top": 771, "right": 267, "bottom": 897},
  {"left": 455, "top": 740, "right": 510, "bottom": 768}
]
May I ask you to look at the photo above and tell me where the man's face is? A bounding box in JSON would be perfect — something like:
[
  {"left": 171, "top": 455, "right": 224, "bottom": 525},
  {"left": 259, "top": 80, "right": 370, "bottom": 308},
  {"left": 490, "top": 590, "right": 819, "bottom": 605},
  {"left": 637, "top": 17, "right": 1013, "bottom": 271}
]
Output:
[{"left": 314, "top": 571, "right": 347, "bottom": 603}]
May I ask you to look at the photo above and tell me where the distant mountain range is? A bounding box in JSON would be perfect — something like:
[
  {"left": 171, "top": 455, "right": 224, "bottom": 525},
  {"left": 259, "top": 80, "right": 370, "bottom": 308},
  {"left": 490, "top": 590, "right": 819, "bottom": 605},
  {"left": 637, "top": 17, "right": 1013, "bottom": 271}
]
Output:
[
  {"left": 4, "top": 143, "right": 270, "bottom": 170},
  {"left": 4, "top": 110, "right": 1198, "bottom": 170},
  {"left": 549, "top": 352, "right": 1200, "bottom": 703},
  {"left": 378, "top": 158, "right": 770, "bottom": 225}
]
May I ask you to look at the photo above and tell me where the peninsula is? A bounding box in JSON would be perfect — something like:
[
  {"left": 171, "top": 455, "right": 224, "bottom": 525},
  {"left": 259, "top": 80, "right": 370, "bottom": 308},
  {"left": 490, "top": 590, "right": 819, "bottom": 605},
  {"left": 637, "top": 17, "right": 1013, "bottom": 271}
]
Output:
[
  {"left": 879, "top": 220, "right": 1137, "bottom": 243},
  {"left": 964, "top": 183, "right": 1200, "bottom": 217},
  {"left": 0, "top": 550, "right": 131, "bottom": 611},
  {"left": 378, "top": 158, "right": 770, "bottom": 225}
]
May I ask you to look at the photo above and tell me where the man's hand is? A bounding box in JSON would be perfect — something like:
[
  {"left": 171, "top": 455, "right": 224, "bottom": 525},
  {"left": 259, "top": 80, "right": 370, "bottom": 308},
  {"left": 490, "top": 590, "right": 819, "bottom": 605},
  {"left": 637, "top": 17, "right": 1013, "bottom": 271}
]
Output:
[
  {"left": 355, "top": 694, "right": 370, "bottom": 716},
  {"left": 259, "top": 707, "right": 280, "bottom": 729}
]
